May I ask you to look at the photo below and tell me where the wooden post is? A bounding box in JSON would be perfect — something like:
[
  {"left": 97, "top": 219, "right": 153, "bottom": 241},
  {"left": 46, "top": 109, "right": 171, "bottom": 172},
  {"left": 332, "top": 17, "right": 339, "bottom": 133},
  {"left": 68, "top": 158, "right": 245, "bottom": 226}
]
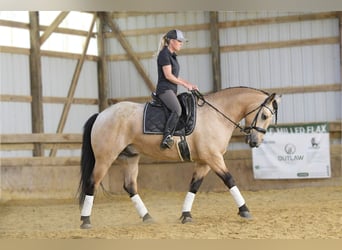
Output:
[
  {"left": 29, "top": 11, "right": 44, "bottom": 156},
  {"left": 97, "top": 12, "right": 109, "bottom": 111},
  {"left": 104, "top": 12, "right": 156, "bottom": 92},
  {"left": 210, "top": 11, "right": 222, "bottom": 92},
  {"left": 339, "top": 11, "right": 342, "bottom": 84}
]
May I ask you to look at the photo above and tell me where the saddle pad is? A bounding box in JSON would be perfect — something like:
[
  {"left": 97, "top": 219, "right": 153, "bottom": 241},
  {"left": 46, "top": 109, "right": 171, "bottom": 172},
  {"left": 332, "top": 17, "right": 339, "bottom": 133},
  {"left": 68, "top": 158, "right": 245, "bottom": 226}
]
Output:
[{"left": 143, "top": 93, "right": 197, "bottom": 136}]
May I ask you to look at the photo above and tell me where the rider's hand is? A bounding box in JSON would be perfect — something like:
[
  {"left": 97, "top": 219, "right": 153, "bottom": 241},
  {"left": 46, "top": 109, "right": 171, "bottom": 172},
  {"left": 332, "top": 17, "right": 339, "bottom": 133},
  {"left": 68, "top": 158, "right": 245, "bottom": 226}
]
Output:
[{"left": 188, "top": 84, "right": 199, "bottom": 91}]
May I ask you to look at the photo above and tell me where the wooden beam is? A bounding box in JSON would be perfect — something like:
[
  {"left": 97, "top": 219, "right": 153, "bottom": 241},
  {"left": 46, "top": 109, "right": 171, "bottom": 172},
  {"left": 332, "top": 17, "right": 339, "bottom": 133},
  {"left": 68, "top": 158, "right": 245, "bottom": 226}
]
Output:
[
  {"left": 29, "top": 11, "right": 44, "bottom": 156},
  {"left": 111, "top": 11, "right": 176, "bottom": 19},
  {"left": 209, "top": 11, "right": 221, "bottom": 92},
  {"left": 339, "top": 11, "right": 342, "bottom": 88},
  {"left": 0, "top": 19, "right": 96, "bottom": 38},
  {"left": 1, "top": 144, "right": 341, "bottom": 167},
  {"left": 1, "top": 133, "right": 81, "bottom": 143},
  {"left": 0, "top": 94, "right": 98, "bottom": 105},
  {"left": 49, "top": 14, "right": 96, "bottom": 157},
  {"left": 0, "top": 157, "right": 81, "bottom": 167},
  {"left": 219, "top": 11, "right": 339, "bottom": 29},
  {"left": 104, "top": 23, "right": 210, "bottom": 38},
  {"left": 96, "top": 12, "right": 109, "bottom": 111},
  {"left": 0, "top": 45, "right": 98, "bottom": 61},
  {"left": 1, "top": 12, "right": 337, "bottom": 39},
  {"left": 221, "top": 37, "right": 340, "bottom": 53},
  {"left": 262, "top": 83, "right": 342, "bottom": 95},
  {"left": 103, "top": 12, "right": 156, "bottom": 92},
  {"left": 40, "top": 11, "right": 69, "bottom": 45}
]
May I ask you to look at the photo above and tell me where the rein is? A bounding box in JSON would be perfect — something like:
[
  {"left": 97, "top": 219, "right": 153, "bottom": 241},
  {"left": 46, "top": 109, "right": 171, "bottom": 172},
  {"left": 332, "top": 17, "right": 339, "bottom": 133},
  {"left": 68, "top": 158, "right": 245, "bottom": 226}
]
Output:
[{"left": 191, "top": 89, "right": 277, "bottom": 135}]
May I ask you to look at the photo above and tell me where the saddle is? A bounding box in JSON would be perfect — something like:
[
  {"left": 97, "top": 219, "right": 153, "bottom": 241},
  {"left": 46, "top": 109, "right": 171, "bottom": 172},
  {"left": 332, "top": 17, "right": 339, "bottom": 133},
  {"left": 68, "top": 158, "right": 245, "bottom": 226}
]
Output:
[
  {"left": 143, "top": 92, "right": 197, "bottom": 136},
  {"left": 143, "top": 92, "right": 198, "bottom": 161}
]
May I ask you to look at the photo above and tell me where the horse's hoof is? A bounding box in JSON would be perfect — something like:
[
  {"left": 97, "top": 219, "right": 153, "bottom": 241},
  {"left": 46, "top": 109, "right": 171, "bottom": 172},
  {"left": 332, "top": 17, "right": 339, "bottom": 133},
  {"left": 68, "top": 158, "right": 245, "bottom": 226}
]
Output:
[
  {"left": 142, "top": 213, "right": 154, "bottom": 223},
  {"left": 80, "top": 222, "right": 92, "bottom": 229},
  {"left": 80, "top": 216, "right": 92, "bottom": 229},
  {"left": 238, "top": 211, "right": 253, "bottom": 220},
  {"left": 181, "top": 216, "right": 192, "bottom": 224},
  {"left": 180, "top": 212, "right": 193, "bottom": 224}
]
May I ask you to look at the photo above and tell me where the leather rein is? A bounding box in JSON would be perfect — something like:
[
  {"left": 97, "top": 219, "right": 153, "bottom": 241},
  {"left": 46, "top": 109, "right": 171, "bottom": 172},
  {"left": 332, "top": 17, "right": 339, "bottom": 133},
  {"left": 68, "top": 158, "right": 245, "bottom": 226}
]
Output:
[{"left": 191, "top": 90, "right": 278, "bottom": 136}]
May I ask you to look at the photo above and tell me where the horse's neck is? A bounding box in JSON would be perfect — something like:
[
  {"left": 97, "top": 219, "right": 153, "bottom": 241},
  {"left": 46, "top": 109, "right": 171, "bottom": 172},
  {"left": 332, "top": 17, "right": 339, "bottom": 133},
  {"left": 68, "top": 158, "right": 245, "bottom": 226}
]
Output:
[{"left": 206, "top": 88, "right": 266, "bottom": 121}]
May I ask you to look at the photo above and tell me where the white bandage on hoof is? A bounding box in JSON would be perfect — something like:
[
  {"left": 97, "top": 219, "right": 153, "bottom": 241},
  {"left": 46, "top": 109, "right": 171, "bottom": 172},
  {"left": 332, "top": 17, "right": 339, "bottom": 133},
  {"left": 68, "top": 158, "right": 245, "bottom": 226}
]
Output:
[
  {"left": 131, "top": 194, "right": 148, "bottom": 218},
  {"left": 81, "top": 195, "right": 94, "bottom": 217},
  {"left": 229, "top": 186, "right": 245, "bottom": 207},
  {"left": 182, "top": 192, "right": 196, "bottom": 212}
]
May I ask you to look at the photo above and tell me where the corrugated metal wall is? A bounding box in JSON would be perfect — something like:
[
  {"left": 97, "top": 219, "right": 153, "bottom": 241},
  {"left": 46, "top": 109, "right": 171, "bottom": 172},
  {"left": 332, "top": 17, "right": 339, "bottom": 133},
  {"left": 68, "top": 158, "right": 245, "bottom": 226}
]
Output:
[{"left": 218, "top": 12, "right": 340, "bottom": 124}]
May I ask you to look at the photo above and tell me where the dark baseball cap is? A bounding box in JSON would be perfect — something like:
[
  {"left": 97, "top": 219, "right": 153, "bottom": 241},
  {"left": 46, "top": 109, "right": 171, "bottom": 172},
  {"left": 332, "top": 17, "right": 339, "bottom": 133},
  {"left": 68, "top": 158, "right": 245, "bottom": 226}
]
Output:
[{"left": 165, "top": 29, "right": 188, "bottom": 42}]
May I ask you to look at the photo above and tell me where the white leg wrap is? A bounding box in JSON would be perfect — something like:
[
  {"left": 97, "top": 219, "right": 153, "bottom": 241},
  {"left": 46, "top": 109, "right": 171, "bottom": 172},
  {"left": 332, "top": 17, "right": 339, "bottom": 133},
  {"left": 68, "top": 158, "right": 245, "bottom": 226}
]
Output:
[
  {"left": 81, "top": 195, "right": 94, "bottom": 217},
  {"left": 131, "top": 194, "right": 148, "bottom": 218},
  {"left": 182, "top": 192, "right": 196, "bottom": 212},
  {"left": 229, "top": 186, "right": 245, "bottom": 207}
]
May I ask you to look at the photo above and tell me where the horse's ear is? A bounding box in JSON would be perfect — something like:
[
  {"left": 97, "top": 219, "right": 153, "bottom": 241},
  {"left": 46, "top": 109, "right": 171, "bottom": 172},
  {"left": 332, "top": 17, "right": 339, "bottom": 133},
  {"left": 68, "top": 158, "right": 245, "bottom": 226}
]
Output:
[
  {"left": 267, "top": 93, "right": 276, "bottom": 103},
  {"left": 274, "top": 94, "right": 282, "bottom": 105},
  {"left": 268, "top": 93, "right": 281, "bottom": 104},
  {"left": 270, "top": 93, "right": 281, "bottom": 125}
]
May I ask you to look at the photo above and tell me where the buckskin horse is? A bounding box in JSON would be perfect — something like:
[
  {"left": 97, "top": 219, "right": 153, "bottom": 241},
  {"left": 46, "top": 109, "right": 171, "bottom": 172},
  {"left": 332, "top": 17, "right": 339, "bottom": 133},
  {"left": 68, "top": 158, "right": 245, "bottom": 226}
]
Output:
[{"left": 78, "top": 87, "right": 281, "bottom": 229}]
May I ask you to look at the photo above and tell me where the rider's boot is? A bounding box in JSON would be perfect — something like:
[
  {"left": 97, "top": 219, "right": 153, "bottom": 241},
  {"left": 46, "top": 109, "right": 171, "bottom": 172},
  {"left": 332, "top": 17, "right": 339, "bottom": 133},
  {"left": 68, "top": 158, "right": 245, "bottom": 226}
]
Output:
[{"left": 160, "top": 112, "right": 179, "bottom": 149}]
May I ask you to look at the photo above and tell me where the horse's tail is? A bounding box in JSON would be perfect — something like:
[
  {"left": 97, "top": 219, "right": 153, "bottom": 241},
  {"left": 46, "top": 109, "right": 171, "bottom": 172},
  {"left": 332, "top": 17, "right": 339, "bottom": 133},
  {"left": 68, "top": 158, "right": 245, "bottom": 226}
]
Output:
[{"left": 78, "top": 113, "right": 99, "bottom": 207}]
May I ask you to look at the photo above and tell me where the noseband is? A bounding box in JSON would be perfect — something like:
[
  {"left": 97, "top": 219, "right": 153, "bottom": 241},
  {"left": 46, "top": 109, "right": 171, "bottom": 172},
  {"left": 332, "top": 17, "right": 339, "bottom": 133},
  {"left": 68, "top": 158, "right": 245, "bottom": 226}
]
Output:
[{"left": 192, "top": 90, "right": 278, "bottom": 136}]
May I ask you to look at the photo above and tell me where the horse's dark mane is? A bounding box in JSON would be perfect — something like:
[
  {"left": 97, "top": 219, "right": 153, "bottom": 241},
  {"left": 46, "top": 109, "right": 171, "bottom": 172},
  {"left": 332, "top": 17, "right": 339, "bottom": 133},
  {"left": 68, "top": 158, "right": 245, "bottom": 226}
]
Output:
[
  {"left": 225, "top": 86, "right": 270, "bottom": 95},
  {"left": 203, "top": 86, "right": 270, "bottom": 99}
]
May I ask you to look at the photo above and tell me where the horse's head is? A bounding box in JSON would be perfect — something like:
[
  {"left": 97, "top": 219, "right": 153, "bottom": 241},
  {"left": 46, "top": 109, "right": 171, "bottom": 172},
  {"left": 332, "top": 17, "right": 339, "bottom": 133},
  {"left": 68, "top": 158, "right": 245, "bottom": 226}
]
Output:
[{"left": 244, "top": 93, "right": 281, "bottom": 148}]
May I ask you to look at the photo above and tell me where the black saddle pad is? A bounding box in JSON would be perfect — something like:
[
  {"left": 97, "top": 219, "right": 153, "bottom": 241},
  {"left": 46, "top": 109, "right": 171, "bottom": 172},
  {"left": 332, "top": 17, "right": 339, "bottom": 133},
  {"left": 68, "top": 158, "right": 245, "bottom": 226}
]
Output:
[{"left": 143, "top": 92, "right": 197, "bottom": 136}]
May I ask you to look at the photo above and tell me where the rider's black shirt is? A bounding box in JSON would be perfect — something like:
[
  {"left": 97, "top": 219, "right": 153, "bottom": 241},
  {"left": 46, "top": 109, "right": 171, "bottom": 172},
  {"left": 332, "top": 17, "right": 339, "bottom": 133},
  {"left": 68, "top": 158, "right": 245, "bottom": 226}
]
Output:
[{"left": 156, "top": 46, "right": 180, "bottom": 95}]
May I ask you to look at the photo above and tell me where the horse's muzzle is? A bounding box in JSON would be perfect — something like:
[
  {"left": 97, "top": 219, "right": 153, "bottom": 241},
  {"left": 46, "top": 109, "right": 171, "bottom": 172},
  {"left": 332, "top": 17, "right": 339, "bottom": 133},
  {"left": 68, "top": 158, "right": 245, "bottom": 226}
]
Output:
[{"left": 245, "top": 134, "right": 260, "bottom": 148}]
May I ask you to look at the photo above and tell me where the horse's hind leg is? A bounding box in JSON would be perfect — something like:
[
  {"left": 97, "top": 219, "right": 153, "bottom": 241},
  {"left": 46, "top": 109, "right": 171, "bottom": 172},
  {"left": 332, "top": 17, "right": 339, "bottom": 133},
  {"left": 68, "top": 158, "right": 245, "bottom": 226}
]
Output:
[
  {"left": 180, "top": 163, "right": 211, "bottom": 224},
  {"left": 118, "top": 154, "right": 153, "bottom": 223},
  {"left": 80, "top": 157, "right": 113, "bottom": 229}
]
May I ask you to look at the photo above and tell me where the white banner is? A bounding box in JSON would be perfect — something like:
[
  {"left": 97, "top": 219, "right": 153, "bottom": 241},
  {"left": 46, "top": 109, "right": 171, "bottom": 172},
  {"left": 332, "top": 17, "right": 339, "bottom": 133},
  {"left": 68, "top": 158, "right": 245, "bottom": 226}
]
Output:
[{"left": 252, "top": 123, "right": 331, "bottom": 179}]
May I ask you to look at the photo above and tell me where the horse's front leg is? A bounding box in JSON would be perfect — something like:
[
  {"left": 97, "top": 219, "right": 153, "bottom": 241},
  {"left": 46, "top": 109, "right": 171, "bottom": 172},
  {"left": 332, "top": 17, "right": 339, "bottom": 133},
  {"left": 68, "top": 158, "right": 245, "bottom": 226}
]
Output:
[
  {"left": 212, "top": 156, "right": 252, "bottom": 219},
  {"left": 180, "top": 163, "right": 211, "bottom": 224},
  {"left": 119, "top": 155, "right": 153, "bottom": 223}
]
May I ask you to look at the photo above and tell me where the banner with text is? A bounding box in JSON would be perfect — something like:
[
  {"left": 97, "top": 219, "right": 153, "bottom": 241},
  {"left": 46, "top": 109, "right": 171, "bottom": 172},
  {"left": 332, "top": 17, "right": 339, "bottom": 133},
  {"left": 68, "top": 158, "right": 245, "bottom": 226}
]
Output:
[{"left": 252, "top": 123, "right": 331, "bottom": 179}]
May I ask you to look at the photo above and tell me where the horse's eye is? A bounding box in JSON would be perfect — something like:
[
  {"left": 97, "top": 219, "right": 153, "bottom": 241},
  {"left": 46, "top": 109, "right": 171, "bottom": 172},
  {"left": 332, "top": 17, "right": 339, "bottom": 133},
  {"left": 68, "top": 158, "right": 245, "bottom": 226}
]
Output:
[{"left": 261, "top": 113, "right": 267, "bottom": 120}]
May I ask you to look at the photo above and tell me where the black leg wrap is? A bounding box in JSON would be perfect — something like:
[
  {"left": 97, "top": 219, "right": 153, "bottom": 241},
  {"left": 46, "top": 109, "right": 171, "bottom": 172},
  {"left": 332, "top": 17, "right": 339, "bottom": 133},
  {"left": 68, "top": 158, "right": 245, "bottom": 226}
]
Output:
[
  {"left": 239, "top": 204, "right": 249, "bottom": 212},
  {"left": 189, "top": 178, "right": 204, "bottom": 194},
  {"left": 216, "top": 172, "right": 236, "bottom": 189},
  {"left": 180, "top": 211, "right": 192, "bottom": 224},
  {"left": 123, "top": 184, "right": 136, "bottom": 197}
]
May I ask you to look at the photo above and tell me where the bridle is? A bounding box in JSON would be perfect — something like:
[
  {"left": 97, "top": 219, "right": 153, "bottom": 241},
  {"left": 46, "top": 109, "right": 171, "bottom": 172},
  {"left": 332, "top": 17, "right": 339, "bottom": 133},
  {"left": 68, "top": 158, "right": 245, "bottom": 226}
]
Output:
[{"left": 191, "top": 89, "right": 278, "bottom": 136}]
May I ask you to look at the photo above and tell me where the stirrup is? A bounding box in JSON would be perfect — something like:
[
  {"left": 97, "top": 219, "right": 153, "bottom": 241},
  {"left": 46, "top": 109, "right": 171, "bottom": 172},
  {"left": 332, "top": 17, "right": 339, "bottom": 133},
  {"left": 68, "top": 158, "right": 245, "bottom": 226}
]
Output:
[{"left": 160, "top": 135, "right": 174, "bottom": 149}]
